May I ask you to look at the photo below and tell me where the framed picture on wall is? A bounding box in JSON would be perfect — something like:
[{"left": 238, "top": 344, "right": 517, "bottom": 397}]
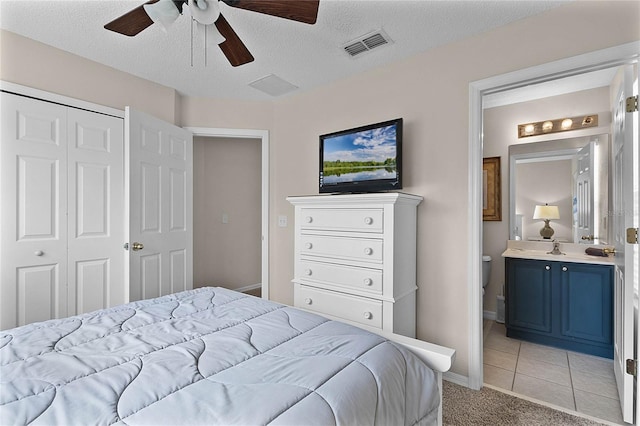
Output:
[{"left": 483, "top": 156, "right": 501, "bottom": 221}]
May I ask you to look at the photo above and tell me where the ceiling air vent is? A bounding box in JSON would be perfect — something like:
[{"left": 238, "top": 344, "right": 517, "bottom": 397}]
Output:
[{"left": 343, "top": 30, "right": 393, "bottom": 58}]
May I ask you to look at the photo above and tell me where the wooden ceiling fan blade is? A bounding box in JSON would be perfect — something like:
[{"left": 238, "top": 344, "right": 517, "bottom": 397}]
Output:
[
  {"left": 223, "top": 0, "right": 319, "bottom": 24},
  {"left": 104, "top": 0, "right": 158, "bottom": 36},
  {"left": 215, "top": 14, "right": 255, "bottom": 67}
]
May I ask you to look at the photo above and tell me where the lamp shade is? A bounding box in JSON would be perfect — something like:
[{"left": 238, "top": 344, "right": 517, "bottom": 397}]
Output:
[{"left": 533, "top": 204, "right": 560, "bottom": 220}]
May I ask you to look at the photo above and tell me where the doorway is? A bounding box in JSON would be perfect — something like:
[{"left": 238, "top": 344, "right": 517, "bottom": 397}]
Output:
[
  {"left": 186, "top": 127, "right": 270, "bottom": 299},
  {"left": 468, "top": 41, "right": 639, "bottom": 421},
  {"left": 193, "top": 136, "right": 261, "bottom": 294}
]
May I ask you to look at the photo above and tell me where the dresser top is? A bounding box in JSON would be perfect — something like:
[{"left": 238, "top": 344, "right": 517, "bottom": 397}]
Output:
[{"left": 287, "top": 192, "right": 423, "bottom": 206}]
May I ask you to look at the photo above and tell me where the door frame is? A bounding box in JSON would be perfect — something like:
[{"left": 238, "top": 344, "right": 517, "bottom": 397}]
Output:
[
  {"left": 0, "top": 81, "right": 124, "bottom": 119},
  {"left": 185, "top": 127, "right": 270, "bottom": 299},
  {"left": 468, "top": 41, "right": 640, "bottom": 390}
]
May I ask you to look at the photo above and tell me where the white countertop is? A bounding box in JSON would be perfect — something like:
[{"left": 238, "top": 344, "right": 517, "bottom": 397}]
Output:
[{"left": 502, "top": 240, "right": 615, "bottom": 266}]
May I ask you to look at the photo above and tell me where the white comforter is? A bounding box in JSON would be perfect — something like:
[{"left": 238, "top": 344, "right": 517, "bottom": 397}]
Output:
[{"left": 1, "top": 287, "right": 438, "bottom": 425}]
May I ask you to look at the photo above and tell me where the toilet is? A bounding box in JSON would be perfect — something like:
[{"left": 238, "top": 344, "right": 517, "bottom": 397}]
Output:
[{"left": 482, "top": 255, "right": 492, "bottom": 295}]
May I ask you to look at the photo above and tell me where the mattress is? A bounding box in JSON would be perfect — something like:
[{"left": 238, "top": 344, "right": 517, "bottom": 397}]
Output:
[{"left": 0, "top": 287, "right": 439, "bottom": 425}]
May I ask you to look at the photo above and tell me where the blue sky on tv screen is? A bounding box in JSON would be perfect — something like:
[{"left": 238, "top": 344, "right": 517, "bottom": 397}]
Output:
[{"left": 324, "top": 123, "right": 397, "bottom": 163}]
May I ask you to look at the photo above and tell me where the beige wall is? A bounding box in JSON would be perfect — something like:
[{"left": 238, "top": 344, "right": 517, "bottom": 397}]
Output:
[
  {"left": 0, "top": 29, "right": 179, "bottom": 124},
  {"left": 193, "top": 137, "right": 262, "bottom": 291},
  {"left": 1, "top": 0, "right": 638, "bottom": 378},
  {"left": 482, "top": 86, "right": 611, "bottom": 313}
]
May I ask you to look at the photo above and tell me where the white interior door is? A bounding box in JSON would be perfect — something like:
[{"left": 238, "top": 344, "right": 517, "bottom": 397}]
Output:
[
  {"left": 0, "top": 93, "right": 68, "bottom": 329},
  {"left": 126, "top": 108, "right": 193, "bottom": 302},
  {"left": 612, "top": 64, "right": 637, "bottom": 424},
  {"left": 67, "top": 108, "right": 125, "bottom": 315}
]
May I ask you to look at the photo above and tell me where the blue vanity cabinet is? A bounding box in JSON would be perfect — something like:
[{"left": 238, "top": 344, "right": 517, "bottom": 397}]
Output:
[
  {"left": 505, "top": 257, "right": 613, "bottom": 358},
  {"left": 506, "top": 258, "right": 552, "bottom": 334},
  {"left": 560, "top": 262, "right": 613, "bottom": 346}
]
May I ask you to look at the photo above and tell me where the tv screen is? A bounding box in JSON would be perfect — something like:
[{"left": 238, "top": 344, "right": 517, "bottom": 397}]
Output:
[{"left": 319, "top": 118, "right": 402, "bottom": 193}]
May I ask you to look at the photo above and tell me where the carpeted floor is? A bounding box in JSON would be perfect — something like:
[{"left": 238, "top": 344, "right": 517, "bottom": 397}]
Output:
[{"left": 442, "top": 380, "right": 607, "bottom": 425}]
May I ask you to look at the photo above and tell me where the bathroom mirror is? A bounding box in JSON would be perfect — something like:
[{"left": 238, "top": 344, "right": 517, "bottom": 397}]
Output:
[{"left": 509, "top": 134, "right": 609, "bottom": 245}]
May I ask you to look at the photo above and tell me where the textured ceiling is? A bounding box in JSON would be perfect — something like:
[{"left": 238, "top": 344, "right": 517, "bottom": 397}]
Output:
[{"left": 0, "top": 0, "right": 568, "bottom": 101}]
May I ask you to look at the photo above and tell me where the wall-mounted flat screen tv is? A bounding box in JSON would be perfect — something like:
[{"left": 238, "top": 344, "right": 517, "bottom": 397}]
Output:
[{"left": 319, "top": 118, "right": 402, "bottom": 193}]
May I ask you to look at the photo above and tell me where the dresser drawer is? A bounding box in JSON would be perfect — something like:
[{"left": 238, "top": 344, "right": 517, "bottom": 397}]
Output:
[
  {"left": 300, "top": 208, "right": 383, "bottom": 233},
  {"left": 300, "top": 235, "right": 383, "bottom": 263},
  {"left": 298, "top": 260, "right": 383, "bottom": 294},
  {"left": 295, "top": 285, "right": 382, "bottom": 328}
]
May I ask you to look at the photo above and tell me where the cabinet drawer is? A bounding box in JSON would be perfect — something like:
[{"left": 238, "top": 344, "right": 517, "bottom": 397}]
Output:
[
  {"left": 300, "top": 235, "right": 383, "bottom": 263},
  {"left": 298, "top": 260, "right": 383, "bottom": 294},
  {"left": 300, "top": 208, "right": 383, "bottom": 233},
  {"left": 295, "top": 285, "right": 382, "bottom": 328}
]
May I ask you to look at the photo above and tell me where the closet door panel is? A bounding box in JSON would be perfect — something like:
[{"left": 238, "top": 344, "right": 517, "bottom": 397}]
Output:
[
  {"left": 17, "top": 264, "right": 61, "bottom": 325},
  {"left": 67, "top": 109, "right": 125, "bottom": 315},
  {"left": 1, "top": 93, "right": 68, "bottom": 330}
]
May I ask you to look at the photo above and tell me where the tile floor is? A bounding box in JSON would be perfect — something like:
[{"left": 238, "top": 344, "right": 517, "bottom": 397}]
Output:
[{"left": 483, "top": 320, "right": 624, "bottom": 425}]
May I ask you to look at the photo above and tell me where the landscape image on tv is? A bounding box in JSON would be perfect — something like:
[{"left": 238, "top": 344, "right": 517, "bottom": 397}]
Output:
[{"left": 322, "top": 123, "right": 398, "bottom": 184}]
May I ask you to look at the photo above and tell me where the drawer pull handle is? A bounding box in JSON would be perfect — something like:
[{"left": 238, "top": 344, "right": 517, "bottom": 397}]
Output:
[
  {"left": 363, "top": 311, "right": 372, "bottom": 320},
  {"left": 34, "top": 250, "right": 44, "bottom": 257},
  {"left": 562, "top": 266, "right": 568, "bottom": 272},
  {"left": 364, "top": 217, "right": 373, "bottom": 225},
  {"left": 305, "top": 242, "right": 313, "bottom": 250},
  {"left": 305, "top": 216, "right": 313, "bottom": 223},
  {"left": 305, "top": 269, "right": 312, "bottom": 276},
  {"left": 545, "top": 265, "right": 550, "bottom": 271},
  {"left": 364, "top": 247, "right": 373, "bottom": 255},
  {"left": 304, "top": 298, "right": 312, "bottom": 305},
  {"left": 364, "top": 278, "right": 373, "bottom": 286}
]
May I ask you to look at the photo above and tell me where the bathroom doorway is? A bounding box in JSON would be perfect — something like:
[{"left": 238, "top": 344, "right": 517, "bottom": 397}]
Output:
[{"left": 470, "top": 42, "right": 639, "bottom": 424}]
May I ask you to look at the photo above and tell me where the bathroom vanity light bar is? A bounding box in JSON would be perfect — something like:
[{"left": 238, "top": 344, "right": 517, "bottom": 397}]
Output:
[{"left": 517, "top": 114, "right": 598, "bottom": 138}]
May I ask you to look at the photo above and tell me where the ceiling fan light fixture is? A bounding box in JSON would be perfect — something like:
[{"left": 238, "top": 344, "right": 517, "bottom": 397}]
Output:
[
  {"left": 189, "top": 0, "right": 221, "bottom": 25},
  {"left": 143, "top": 0, "right": 181, "bottom": 32}
]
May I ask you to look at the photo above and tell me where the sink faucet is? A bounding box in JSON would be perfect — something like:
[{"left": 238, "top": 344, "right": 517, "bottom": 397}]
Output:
[{"left": 548, "top": 239, "right": 564, "bottom": 255}]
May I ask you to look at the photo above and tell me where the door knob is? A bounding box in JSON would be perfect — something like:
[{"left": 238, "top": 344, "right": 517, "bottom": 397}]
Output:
[{"left": 132, "top": 242, "right": 144, "bottom": 251}]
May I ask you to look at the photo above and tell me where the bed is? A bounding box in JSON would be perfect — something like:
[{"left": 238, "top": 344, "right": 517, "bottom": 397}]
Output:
[{"left": 0, "top": 287, "right": 455, "bottom": 425}]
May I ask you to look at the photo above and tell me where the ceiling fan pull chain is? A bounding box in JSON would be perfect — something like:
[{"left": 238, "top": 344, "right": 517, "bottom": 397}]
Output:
[
  {"left": 190, "top": 17, "right": 194, "bottom": 67},
  {"left": 204, "top": 21, "right": 207, "bottom": 67}
]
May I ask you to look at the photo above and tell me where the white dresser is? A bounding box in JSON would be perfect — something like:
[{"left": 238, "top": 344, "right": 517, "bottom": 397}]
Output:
[{"left": 287, "top": 193, "right": 422, "bottom": 337}]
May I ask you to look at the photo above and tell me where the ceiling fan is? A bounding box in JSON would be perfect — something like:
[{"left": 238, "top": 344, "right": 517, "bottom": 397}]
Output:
[{"left": 104, "top": 0, "right": 320, "bottom": 67}]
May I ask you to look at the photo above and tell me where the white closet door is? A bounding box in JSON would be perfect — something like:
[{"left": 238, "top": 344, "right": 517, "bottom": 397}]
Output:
[
  {"left": 0, "top": 92, "right": 68, "bottom": 329},
  {"left": 126, "top": 108, "right": 193, "bottom": 302},
  {"left": 67, "top": 108, "right": 125, "bottom": 315}
]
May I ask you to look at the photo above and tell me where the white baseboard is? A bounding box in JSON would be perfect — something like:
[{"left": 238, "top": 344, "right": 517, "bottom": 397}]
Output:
[
  {"left": 235, "top": 283, "right": 262, "bottom": 293},
  {"left": 443, "top": 371, "right": 469, "bottom": 387},
  {"left": 483, "top": 310, "right": 497, "bottom": 321}
]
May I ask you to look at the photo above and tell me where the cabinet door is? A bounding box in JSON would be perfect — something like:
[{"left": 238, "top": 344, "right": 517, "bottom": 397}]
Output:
[
  {"left": 506, "top": 258, "right": 552, "bottom": 333},
  {"left": 560, "top": 263, "right": 613, "bottom": 344}
]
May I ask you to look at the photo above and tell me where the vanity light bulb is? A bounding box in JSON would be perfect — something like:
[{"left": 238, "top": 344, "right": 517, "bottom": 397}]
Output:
[
  {"left": 542, "top": 121, "right": 553, "bottom": 132},
  {"left": 561, "top": 118, "right": 573, "bottom": 129},
  {"left": 524, "top": 124, "right": 535, "bottom": 134}
]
